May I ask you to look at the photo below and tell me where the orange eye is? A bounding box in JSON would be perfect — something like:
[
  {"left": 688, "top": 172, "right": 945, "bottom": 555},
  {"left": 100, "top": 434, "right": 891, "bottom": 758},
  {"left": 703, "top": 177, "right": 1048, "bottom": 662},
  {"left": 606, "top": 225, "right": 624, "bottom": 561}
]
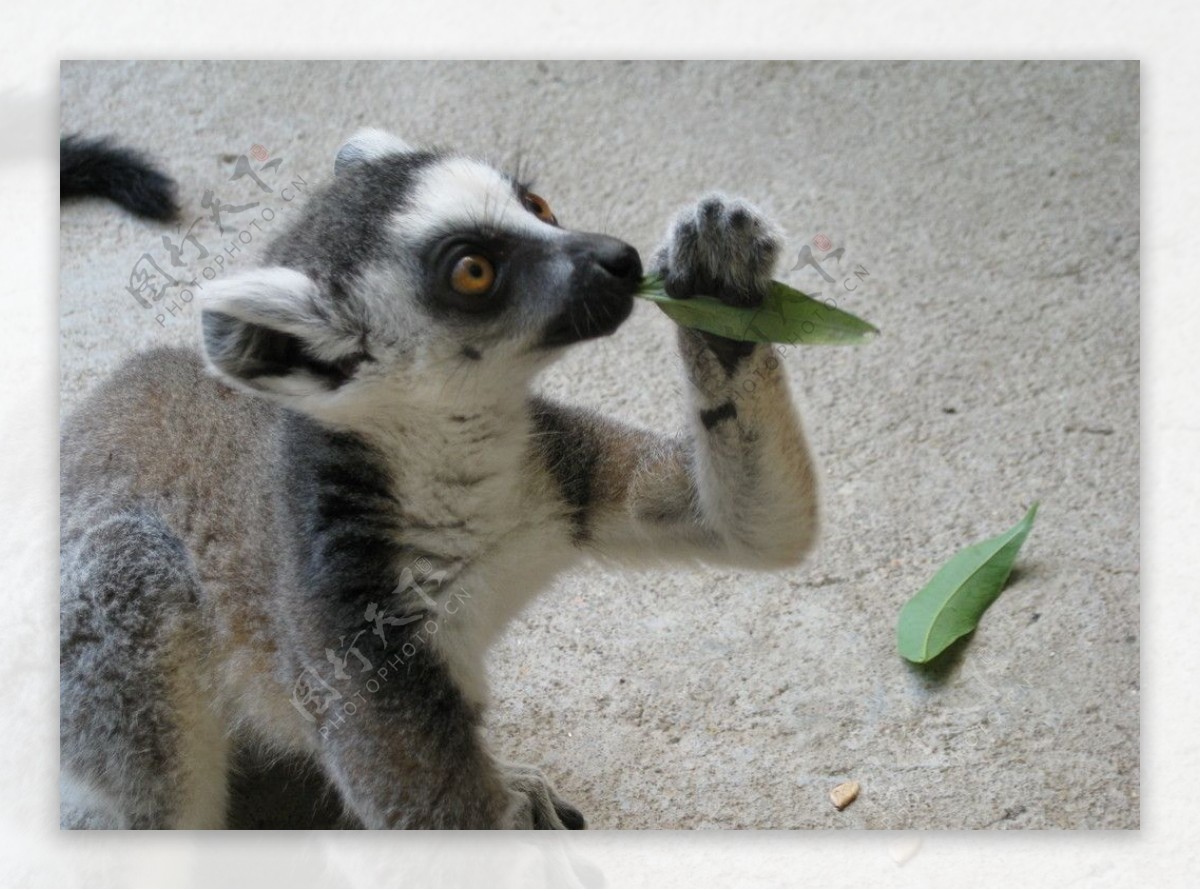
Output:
[
  {"left": 449, "top": 254, "right": 496, "bottom": 296},
  {"left": 523, "top": 192, "right": 557, "bottom": 225}
]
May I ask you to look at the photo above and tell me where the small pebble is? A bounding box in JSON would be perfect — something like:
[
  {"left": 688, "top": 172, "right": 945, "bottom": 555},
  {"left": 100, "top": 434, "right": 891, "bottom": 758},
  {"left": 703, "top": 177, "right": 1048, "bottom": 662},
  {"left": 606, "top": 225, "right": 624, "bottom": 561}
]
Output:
[{"left": 830, "top": 780, "right": 860, "bottom": 811}]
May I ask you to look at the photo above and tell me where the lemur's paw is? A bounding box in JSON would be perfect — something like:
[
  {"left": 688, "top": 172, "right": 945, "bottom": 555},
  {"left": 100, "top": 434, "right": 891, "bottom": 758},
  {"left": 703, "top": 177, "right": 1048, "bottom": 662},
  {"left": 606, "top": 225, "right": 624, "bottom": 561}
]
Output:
[
  {"left": 651, "top": 193, "right": 783, "bottom": 308},
  {"left": 501, "top": 762, "right": 587, "bottom": 830}
]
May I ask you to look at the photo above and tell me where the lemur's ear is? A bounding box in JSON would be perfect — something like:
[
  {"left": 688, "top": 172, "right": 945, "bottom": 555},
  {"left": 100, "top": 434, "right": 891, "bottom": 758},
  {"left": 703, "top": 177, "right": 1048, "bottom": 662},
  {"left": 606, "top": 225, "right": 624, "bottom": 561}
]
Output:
[
  {"left": 334, "top": 128, "right": 413, "bottom": 175},
  {"left": 199, "top": 267, "right": 368, "bottom": 399}
]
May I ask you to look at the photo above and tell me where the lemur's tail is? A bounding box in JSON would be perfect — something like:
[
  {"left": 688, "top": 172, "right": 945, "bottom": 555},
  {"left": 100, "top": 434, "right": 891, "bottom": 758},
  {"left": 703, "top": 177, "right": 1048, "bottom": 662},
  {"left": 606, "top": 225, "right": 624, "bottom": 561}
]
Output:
[{"left": 60, "top": 135, "right": 178, "bottom": 221}]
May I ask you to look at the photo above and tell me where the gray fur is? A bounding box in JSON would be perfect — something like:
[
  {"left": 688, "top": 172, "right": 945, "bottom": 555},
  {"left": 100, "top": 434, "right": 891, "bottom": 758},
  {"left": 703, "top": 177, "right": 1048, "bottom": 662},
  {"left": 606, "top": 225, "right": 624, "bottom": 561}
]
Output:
[{"left": 60, "top": 131, "right": 819, "bottom": 829}]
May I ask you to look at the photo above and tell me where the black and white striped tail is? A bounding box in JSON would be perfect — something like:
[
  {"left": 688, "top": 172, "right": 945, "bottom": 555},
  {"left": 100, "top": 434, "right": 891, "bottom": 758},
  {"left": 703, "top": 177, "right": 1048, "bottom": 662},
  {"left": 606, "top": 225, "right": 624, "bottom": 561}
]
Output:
[{"left": 60, "top": 135, "right": 178, "bottom": 221}]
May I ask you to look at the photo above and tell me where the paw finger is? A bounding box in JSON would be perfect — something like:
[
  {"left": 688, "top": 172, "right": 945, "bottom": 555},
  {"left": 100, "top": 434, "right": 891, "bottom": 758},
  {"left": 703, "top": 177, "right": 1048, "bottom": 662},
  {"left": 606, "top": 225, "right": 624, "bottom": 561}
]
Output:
[
  {"left": 696, "top": 195, "right": 725, "bottom": 231},
  {"left": 663, "top": 265, "right": 698, "bottom": 300},
  {"left": 553, "top": 798, "right": 587, "bottom": 830},
  {"left": 727, "top": 204, "right": 755, "bottom": 233},
  {"left": 528, "top": 786, "right": 570, "bottom": 829},
  {"left": 712, "top": 268, "right": 758, "bottom": 307}
]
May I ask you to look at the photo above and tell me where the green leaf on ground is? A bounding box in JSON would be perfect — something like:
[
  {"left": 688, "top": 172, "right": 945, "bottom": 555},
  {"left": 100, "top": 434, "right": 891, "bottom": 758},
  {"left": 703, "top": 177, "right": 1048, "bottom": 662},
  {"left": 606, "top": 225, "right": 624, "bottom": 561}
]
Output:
[
  {"left": 897, "top": 503, "right": 1039, "bottom": 664},
  {"left": 636, "top": 276, "right": 879, "bottom": 345}
]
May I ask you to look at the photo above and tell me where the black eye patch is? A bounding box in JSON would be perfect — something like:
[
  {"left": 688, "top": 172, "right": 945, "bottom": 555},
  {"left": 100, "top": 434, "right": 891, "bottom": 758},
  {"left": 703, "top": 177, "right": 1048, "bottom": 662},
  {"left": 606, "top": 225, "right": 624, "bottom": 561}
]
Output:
[{"left": 417, "top": 230, "right": 522, "bottom": 319}]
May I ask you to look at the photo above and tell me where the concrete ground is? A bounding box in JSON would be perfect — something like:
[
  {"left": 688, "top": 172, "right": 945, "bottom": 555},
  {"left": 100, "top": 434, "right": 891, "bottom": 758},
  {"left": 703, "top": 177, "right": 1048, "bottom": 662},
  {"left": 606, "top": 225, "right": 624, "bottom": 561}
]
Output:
[{"left": 60, "top": 60, "right": 1138, "bottom": 830}]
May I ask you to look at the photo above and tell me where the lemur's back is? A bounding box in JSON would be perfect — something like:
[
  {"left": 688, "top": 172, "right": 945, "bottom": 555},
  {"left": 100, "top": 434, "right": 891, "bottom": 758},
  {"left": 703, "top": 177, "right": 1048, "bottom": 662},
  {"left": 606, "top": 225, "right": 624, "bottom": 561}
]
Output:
[
  {"left": 60, "top": 348, "right": 304, "bottom": 828},
  {"left": 61, "top": 346, "right": 282, "bottom": 592}
]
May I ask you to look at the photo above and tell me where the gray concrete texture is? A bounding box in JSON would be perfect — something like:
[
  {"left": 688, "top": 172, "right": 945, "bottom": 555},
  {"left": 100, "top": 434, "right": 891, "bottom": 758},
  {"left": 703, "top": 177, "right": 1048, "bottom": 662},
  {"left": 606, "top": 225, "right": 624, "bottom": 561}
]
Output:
[{"left": 60, "top": 60, "right": 1139, "bottom": 829}]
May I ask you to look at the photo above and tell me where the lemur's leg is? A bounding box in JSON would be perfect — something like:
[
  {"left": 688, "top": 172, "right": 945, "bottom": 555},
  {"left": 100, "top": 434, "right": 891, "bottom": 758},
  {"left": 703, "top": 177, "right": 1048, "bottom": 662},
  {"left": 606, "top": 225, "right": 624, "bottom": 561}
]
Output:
[
  {"left": 529, "top": 193, "right": 819, "bottom": 567},
  {"left": 59, "top": 510, "right": 229, "bottom": 829},
  {"left": 277, "top": 417, "right": 584, "bottom": 830},
  {"left": 306, "top": 626, "right": 584, "bottom": 828},
  {"left": 281, "top": 418, "right": 584, "bottom": 829}
]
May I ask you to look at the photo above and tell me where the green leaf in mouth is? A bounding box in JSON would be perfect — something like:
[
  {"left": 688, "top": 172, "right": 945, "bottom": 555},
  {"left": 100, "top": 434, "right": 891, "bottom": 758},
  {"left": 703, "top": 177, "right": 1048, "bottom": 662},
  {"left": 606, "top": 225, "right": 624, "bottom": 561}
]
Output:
[{"left": 636, "top": 276, "right": 879, "bottom": 345}]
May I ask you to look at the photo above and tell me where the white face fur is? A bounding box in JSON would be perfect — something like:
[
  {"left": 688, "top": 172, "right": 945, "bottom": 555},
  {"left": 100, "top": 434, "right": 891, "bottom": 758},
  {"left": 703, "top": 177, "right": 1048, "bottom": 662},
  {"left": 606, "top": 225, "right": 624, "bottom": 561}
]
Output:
[{"left": 199, "top": 129, "right": 643, "bottom": 423}]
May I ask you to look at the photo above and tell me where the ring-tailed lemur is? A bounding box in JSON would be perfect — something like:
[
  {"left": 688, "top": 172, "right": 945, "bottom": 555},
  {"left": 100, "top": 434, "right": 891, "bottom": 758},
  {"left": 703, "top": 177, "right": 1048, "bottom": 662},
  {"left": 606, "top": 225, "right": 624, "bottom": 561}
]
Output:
[{"left": 60, "top": 129, "right": 820, "bottom": 829}]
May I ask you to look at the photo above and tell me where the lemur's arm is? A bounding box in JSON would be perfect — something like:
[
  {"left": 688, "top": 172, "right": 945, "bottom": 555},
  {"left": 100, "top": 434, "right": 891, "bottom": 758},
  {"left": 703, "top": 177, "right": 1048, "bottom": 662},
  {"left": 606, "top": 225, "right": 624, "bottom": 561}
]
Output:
[{"left": 530, "top": 195, "right": 819, "bottom": 569}]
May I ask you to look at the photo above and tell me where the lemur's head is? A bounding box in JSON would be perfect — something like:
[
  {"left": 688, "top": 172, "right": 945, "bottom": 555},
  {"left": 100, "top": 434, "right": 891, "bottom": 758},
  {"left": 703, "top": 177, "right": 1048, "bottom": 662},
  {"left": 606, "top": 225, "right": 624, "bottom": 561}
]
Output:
[{"left": 199, "top": 129, "right": 641, "bottom": 417}]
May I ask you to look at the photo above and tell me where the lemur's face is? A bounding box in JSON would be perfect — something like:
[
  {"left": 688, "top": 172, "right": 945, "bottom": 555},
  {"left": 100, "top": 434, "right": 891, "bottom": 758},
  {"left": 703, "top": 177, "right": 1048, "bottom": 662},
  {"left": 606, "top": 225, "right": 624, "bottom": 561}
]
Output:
[
  {"left": 199, "top": 129, "right": 642, "bottom": 415},
  {"left": 385, "top": 153, "right": 642, "bottom": 353}
]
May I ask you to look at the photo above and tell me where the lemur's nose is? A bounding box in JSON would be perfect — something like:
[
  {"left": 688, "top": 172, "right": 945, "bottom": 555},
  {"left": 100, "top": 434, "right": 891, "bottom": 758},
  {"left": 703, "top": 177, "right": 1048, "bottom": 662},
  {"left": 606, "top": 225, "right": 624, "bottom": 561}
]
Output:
[
  {"left": 580, "top": 235, "right": 643, "bottom": 284},
  {"left": 543, "top": 234, "right": 642, "bottom": 348},
  {"left": 597, "top": 241, "right": 642, "bottom": 282}
]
